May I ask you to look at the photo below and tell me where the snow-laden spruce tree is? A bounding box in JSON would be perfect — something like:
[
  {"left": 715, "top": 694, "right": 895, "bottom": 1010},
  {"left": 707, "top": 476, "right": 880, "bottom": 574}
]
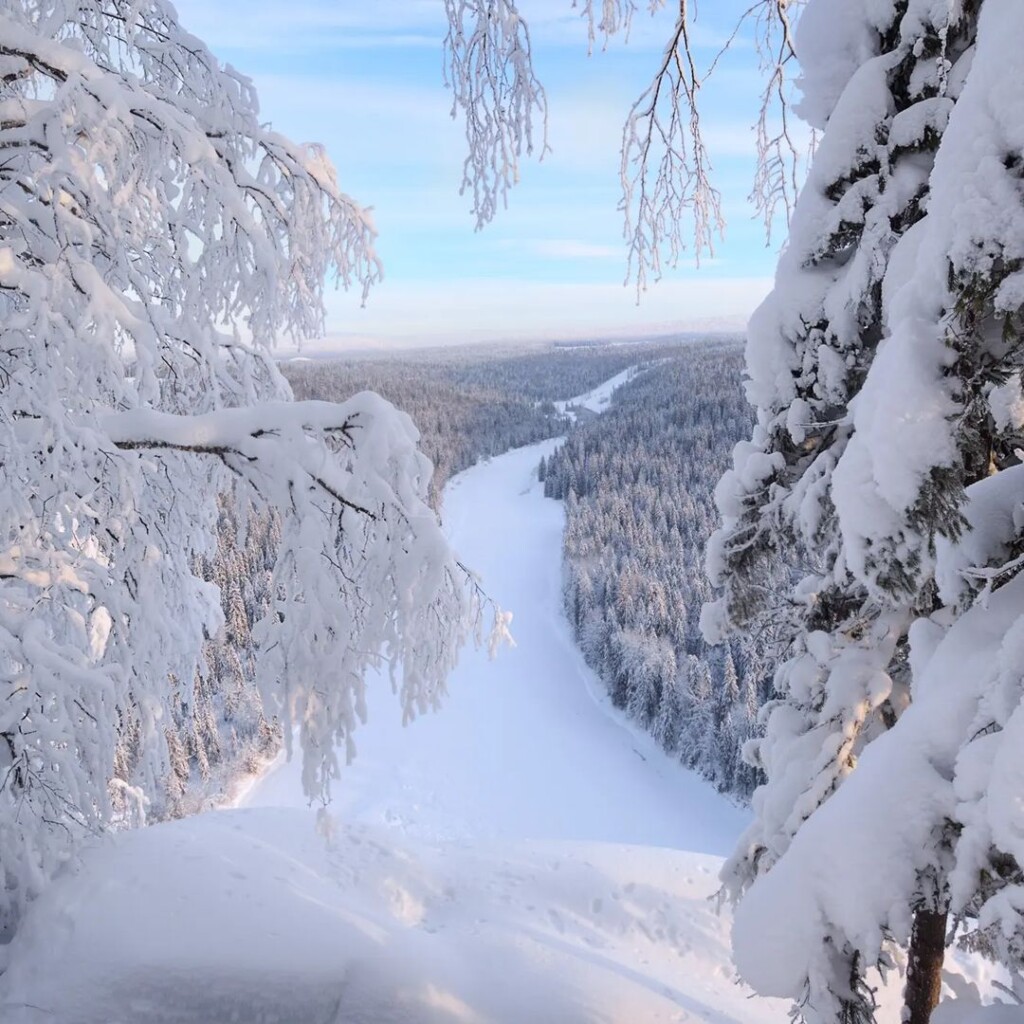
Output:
[
  {"left": 706, "top": 0, "right": 972, "bottom": 895},
  {"left": 440, "top": 0, "right": 1024, "bottom": 1018},
  {"left": 701, "top": 0, "right": 1024, "bottom": 1020},
  {"left": 0, "top": 0, "right": 494, "bottom": 933},
  {"left": 697, "top": 0, "right": 980, "bottom": 1019}
]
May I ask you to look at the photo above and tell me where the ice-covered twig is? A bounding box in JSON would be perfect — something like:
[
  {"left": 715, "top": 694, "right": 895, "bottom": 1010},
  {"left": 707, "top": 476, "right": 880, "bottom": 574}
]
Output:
[
  {"left": 442, "top": 0, "right": 550, "bottom": 229},
  {"left": 744, "top": 0, "right": 803, "bottom": 241},
  {"left": 619, "top": 1, "right": 724, "bottom": 297}
]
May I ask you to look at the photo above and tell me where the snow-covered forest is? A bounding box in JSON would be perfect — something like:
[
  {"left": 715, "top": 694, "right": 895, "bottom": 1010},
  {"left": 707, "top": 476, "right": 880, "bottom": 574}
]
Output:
[
  {"left": 285, "top": 341, "right": 771, "bottom": 802},
  {"left": 543, "top": 342, "right": 768, "bottom": 799},
  {"left": 3, "top": 0, "right": 1024, "bottom": 1021},
  {"left": 103, "top": 342, "right": 674, "bottom": 819},
  {"left": 283, "top": 341, "right": 686, "bottom": 500}
]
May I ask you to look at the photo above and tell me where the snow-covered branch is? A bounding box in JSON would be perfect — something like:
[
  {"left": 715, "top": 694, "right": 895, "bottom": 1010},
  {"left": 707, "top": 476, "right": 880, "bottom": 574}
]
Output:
[
  {"left": 442, "top": 0, "right": 550, "bottom": 229},
  {"left": 744, "top": 0, "right": 803, "bottom": 240},
  {"left": 441, "top": 1, "right": 803, "bottom": 290},
  {"left": 104, "top": 401, "right": 378, "bottom": 518},
  {"left": 0, "top": 0, "right": 476, "bottom": 934},
  {"left": 619, "top": 2, "right": 724, "bottom": 296},
  {"left": 572, "top": 0, "right": 670, "bottom": 52}
]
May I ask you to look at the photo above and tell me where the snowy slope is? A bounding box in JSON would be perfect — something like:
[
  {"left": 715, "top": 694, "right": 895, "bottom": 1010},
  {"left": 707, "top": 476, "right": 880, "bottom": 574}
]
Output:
[
  {"left": 554, "top": 366, "right": 639, "bottom": 417},
  {"left": 0, "top": 394, "right": 787, "bottom": 1024},
  {"left": 0, "top": 811, "right": 773, "bottom": 1024},
  {"left": 243, "top": 438, "right": 748, "bottom": 854}
]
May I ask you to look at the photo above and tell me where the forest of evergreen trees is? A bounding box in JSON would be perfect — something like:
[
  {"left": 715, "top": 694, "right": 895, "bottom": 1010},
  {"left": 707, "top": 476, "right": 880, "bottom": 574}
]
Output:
[
  {"left": 542, "top": 340, "right": 770, "bottom": 799},
  {"left": 283, "top": 341, "right": 686, "bottom": 502},
  {"left": 143, "top": 341, "right": 714, "bottom": 816}
]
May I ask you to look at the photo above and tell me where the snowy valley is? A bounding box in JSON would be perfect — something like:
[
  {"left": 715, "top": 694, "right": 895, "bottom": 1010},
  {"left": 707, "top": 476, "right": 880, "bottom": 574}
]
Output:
[
  {"left": 1, "top": 378, "right": 776, "bottom": 1024},
  {"left": 5, "top": 0, "right": 1024, "bottom": 1022},
  {"left": 0, "top": 366, "right": 1003, "bottom": 1022}
]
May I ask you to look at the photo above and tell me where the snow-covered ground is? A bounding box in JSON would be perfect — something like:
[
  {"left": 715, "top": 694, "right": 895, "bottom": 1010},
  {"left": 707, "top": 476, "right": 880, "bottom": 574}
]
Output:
[
  {"left": 1, "top": 812, "right": 772, "bottom": 1024},
  {"left": 554, "top": 366, "right": 639, "bottom": 417},
  {"left": 0, "top": 429, "right": 786, "bottom": 1024}
]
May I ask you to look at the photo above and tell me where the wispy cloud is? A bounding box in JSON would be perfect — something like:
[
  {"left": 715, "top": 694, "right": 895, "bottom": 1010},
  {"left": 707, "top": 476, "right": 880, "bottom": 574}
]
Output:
[
  {"left": 174, "top": 1, "right": 446, "bottom": 54},
  {"left": 494, "top": 238, "right": 621, "bottom": 260},
  {"left": 176, "top": 0, "right": 736, "bottom": 58},
  {"left": 533, "top": 239, "right": 620, "bottom": 259},
  {"left": 170, "top": 1, "right": 783, "bottom": 338}
]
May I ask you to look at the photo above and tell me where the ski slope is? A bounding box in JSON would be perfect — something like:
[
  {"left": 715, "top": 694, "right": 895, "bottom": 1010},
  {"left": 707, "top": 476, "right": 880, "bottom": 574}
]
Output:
[{"left": 0, "top": 380, "right": 793, "bottom": 1024}]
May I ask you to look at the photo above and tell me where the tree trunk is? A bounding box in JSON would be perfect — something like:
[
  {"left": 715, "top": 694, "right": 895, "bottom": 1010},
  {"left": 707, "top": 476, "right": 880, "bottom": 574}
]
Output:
[{"left": 903, "top": 908, "right": 947, "bottom": 1024}]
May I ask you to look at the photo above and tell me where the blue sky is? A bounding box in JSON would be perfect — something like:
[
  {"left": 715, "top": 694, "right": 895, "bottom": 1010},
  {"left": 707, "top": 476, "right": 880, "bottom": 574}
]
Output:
[{"left": 173, "top": 1, "right": 794, "bottom": 347}]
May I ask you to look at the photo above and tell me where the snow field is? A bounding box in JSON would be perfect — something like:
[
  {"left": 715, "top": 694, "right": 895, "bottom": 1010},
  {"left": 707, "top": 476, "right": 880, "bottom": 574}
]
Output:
[{"left": 0, "top": 808, "right": 773, "bottom": 1024}]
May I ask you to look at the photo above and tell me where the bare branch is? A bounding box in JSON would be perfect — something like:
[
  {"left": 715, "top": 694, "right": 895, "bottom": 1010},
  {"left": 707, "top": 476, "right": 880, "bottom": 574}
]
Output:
[{"left": 440, "top": 0, "right": 806, "bottom": 290}]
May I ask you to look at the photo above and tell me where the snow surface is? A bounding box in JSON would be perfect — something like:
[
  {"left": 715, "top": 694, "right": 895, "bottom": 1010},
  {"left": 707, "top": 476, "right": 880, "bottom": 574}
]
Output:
[
  {"left": 244, "top": 438, "right": 747, "bottom": 853},
  {"left": 554, "top": 365, "right": 639, "bottom": 417},
  {"left": 0, "top": 421, "right": 785, "bottom": 1022}
]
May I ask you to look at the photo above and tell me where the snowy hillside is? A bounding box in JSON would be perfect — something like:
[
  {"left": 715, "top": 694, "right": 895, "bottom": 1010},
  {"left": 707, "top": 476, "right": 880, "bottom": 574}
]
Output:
[
  {"left": 0, "top": 425, "right": 787, "bottom": 1024},
  {"left": 0, "top": 812, "right": 773, "bottom": 1024}
]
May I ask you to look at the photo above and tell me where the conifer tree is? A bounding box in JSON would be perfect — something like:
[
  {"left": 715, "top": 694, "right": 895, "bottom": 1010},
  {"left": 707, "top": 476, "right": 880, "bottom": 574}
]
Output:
[
  {"left": 653, "top": 673, "right": 685, "bottom": 754},
  {"left": 703, "top": 1, "right": 982, "bottom": 1019}
]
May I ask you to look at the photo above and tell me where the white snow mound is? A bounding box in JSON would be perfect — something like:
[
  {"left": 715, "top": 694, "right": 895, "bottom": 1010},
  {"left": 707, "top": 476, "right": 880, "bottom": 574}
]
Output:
[{"left": 0, "top": 808, "right": 784, "bottom": 1024}]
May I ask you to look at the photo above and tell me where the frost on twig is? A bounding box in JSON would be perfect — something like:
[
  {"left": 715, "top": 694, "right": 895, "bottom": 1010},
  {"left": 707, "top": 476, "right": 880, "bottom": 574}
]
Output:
[
  {"left": 442, "top": 0, "right": 550, "bottom": 228},
  {"left": 572, "top": 0, "right": 673, "bottom": 52},
  {"left": 743, "top": 0, "right": 804, "bottom": 242},
  {"left": 620, "top": 1, "right": 724, "bottom": 296},
  {"left": 443, "top": 0, "right": 803, "bottom": 291},
  {"left": 573, "top": 0, "right": 631, "bottom": 52},
  {"left": 618, "top": 0, "right": 804, "bottom": 292},
  {"left": 575, "top": 0, "right": 636, "bottom": 52}
]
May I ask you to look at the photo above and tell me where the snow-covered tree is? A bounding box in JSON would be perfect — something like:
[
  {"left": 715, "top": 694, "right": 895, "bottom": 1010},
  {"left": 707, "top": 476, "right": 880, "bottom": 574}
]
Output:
[
  {"left": 0, "top": 0, "right": 496, "bottom": 933},
  {"left": 652, "top": 670, "right": 685, "bottom": 753},
  {"left": 701, "top": 0, "right": 1024, "bottom": 1021},
  {"left": 680, "top": 655, "right": 717, "bottom": 774}
]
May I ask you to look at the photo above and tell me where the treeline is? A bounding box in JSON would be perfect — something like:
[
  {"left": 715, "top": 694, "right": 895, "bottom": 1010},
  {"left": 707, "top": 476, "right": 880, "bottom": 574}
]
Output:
[
  {"left": 542, "top": 341, "right": 772, "bottom": 799},
  {"left": 284, "top": 341, "right": 688, "bottom": 503}
]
